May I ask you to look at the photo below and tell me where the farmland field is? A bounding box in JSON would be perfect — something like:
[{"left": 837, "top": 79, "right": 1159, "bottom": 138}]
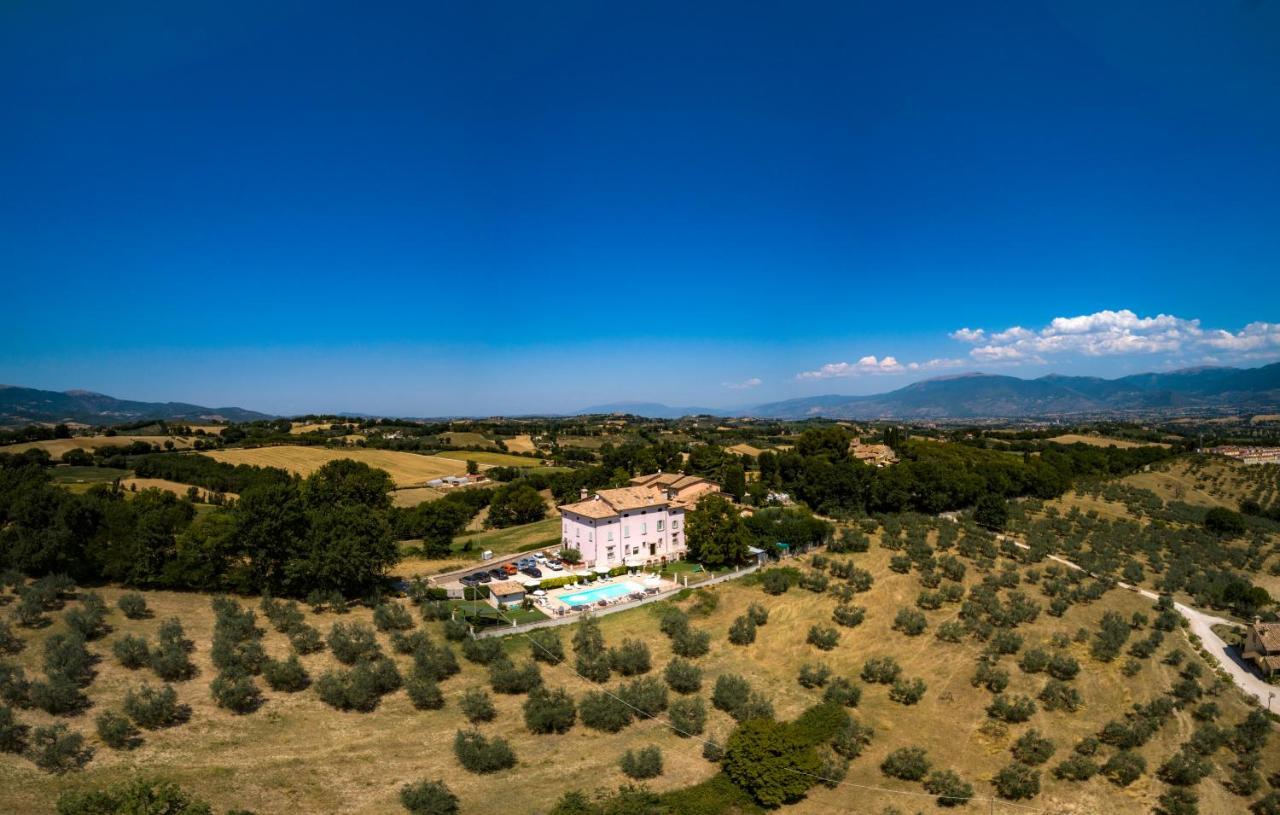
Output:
[
  {"left": 1, "top": 537, "right": 1271, "bottom": 814},
  {"left": 433, "top": 450, "right": 544, "bottom": 468},
  {"left": 503, "top": 434, "right": 538, "bottom": 454},
  {"left": 3, "top": 436, "right": 198, "bottom": 457},
  {"left": 204, "top": 446, "right": 466, "bottom": 486},
  {"left": 439, "top": 431, "right": 494, "bottom": 448},
  {"left": 119, "top": 477, "right": 234, "bottom": 503},
  {"left": 1048, "top": 434, "right": 1170, "bottom": 449},
  {"left": 288, "top": 422, "right": 332, "bottom": 434},
  {"left": 725, "top": 443, "right": 767, "bottom": 458},
  {"left": 389, "top": 486, "right": 446, "bottom": 507}
]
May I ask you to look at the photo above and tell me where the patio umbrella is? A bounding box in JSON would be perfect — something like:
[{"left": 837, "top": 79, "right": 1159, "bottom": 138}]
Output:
[
  {"left": 642, "top": 576, "right": 661, "bottom": 587},
  {"left": 593, "top": 565, "right": 611, "bottom": 575},
  {"left": 532, "top": 589, "right": 547, "bottom": 597}
]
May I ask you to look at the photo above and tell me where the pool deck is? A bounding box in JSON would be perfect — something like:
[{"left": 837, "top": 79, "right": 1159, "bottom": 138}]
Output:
[{"left": 534, "top": 574, "right": 671, "bottom": 618}]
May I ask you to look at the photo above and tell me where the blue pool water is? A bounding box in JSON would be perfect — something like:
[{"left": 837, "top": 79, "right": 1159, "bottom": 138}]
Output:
[{"left": 559, "top": 581, "right": 644, "bottom": 606}]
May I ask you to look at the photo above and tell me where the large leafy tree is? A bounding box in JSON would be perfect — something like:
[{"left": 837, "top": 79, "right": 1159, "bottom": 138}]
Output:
[
  {"left": 486, "top": 483, "right": 546, "bottom": 529},
  {"left": 293, "top": 504, "right": 395, "bottom": 597},
  {"left": 723, "top": 718, "right": 822, "bottom": 807},
  {"left": 303, "top": 459, "right": 393, "bottom": 511},
  {"left": 686, "top": 494, "right": 752, "bottom": 567}
]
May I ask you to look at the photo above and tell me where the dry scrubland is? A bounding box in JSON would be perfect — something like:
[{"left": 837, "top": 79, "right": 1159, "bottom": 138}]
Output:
[
  {"left": 1048, "top": 434, "right": 1171, "bottom": 450},
  {"left": 204, "top": 446, "right": 467, "bottom": 487},
  {"left": 2, "top": 535, "right": 1273, "bottom": 814},
  {"left": 4, "top": 436, "right": 198, "bottom": 457}
]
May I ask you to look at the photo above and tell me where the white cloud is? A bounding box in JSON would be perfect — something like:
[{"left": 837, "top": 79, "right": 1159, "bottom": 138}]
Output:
[
  {"left": 723, "top": 377, "right": 763, "bottom": 389},
  {"left": 797, "top": 356, "right": 965, "bottom": 380}
]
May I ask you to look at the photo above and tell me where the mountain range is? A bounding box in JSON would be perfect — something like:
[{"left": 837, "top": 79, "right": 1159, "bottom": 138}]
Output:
[
  {"left": 0, "top": 386, "right": 272, "bottom": 426},
  {"left": 578, "top": 363, "right": 1280, "bottom": 420}
]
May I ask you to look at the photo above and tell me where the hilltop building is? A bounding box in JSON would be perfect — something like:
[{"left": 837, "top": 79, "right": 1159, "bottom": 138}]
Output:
[
  {"left": 1207, "top": 446, "right": 1280, "bottom": 465},
  {"left": 1242, "top": 619, "right": 1280, "bottom": 678},
  {"left": 850, "top": 437, "right": 898, "bottom": 467},
  {"left": 558, "top": 474, "right": 720, "bottom": 571}
]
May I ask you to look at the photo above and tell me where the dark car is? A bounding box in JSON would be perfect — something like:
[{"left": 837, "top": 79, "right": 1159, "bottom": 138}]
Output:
[
  {"left": 488, "top": 568, "right": 506, "bottom": 581},
  {"left": 521, "top": 566, "right": 543, "bottom": 578},
  {"left": 459, "top": 574, "right": 480, "bottom": 587},
  {"left": 474, "top": 572, "right": 492, "bottom": 583}
]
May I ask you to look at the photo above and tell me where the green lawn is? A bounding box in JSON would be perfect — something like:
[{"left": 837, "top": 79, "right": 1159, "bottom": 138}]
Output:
[
  {"left": 453, "top": 517, "right": 562, "bottom": 558},
  {"left": 434, "top": 450, "right": 546, "bottom": 468},
  {"left": 450, "top": 600, "right": 548, "bottom": 626},
  {"left": 49, "top": 465, "right": 130, "bottom": 484}
]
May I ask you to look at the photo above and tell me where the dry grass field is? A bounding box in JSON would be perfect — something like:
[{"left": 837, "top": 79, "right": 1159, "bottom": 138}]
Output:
[
  {"left": 503, "top": 434, "right": 538, "bottom": 454},
  {"left": 434, "top": 450, "right": 544, "bottom": 468},
  {"left": 1049, "top": 434, "right": 1170, "bottom": 449},
  {"left": 288, "top": 422, "right": 333, "bottom": 434},
  {"left": 440, "top": 431, "right": 494, "bottom": 449},
  {"left": 389, "top": 486, "right": 446, "bottom": 508},
  {"left": 725, "top": 443, "right": 767, "bottom": 458},
  {"left": 2, "top": 535, "right": 1271, "bottom": 814},
  {"left": 118, "top": 478, "right": 235, "bottom": 504},
  {"left": 4, "top": 436, "right": 198, "bottom": 458},
  {"left": 204, "top": 447, "right": 466, "bottom": 487}
]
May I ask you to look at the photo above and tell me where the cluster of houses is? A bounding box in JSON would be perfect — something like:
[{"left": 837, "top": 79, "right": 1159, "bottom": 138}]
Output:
[
  {"left": 557, "top": 472, "right": 721, "bottom": 572},
  {"left": 1207, "top": 445, "right": 1280, "bottom": 466},
  {"left": 850, "top": 437, "right": 897, "bottom": 467}
]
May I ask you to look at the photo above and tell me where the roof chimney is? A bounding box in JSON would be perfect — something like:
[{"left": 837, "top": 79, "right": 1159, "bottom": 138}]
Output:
[{"left": 580, "top": 487, "right": 588, "bottom": 500}]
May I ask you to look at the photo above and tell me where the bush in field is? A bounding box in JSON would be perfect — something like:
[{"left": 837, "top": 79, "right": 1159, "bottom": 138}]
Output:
[
  {"left": 453, "top": 729, "right": 516, "bottom": 774},
  {"left": 1157, "top": 749, "right": 1212, "bottom": 787},
  {"left": 64, "top": 594, "right": 109, "bottom": 641},
  {"left": 798, "top": 663, "right": 831, "bottom": 689},
  {"left": 460, "top": 688, "right": 496, "bottom": 723},
  {"left": 150, "top": 619, "right": 195, "bottom": 681},
  {"left": 892, "top": 608, "right": 927, "bottom": 636},
  {"left": 987, "top": 694, "right": 1036, "bottom": 723},
  {"left": 924, "top": 769, "right": 974, "bottom": 807},
  {"left": 399, "top": 779, "right": 459, "bottom": 815},
  {"left": 993, "top": 762, "right": 1040, "bottom": 800},
  {"left": 860, "top": 656, "right": 901, "bottom": 685},
  {"left": 806, "top": 625, "right": 839, "bottom": 651},
  {"left": 0, "top": 623, "right": 23, "bottom": 657},
  {"left": 328, "top": 622, "right": 381, "bottom": 665},
  {"left": 315, "top": 664, "right": 382, "bottom": 713},
  {"left": 1053, "top": 754, "right": 1099, "bottom": 781},
  {"left": 712, "top": 674, "right": 751, "bottom": 716},
  {"left": 43, "top": 632, "right": 94, "bottom": 686},
  {"left": 413, "top": 641, "right": 460, "bottom": 682},
  {"left": 405, "top": 674, "right": 445, "bottom": 710},
  {"left": 579, "top": 690, "right": 634, "bottom": 733},
  {"left": 95, "top": 710, "right": 139, "bottom": 750},
  {"left": 620, "top": 746, "right": 663, "bottom": 779},
  {"left": 462, "top": 637, "right": 503, "bottom": 666},
  {"left": 671, "top": 627, "right": 711, "bottom": 658},
  {"left": 832, "top": 718, "right": 874, "bottom": 759},
  {"left": 523, "top": 686, "right": 576, "bottom": 734},
  {"left": 832, "top": 604, "right": 866, "bottom": 628},
  {"left": 442, "top": 618, "right": 469, "bottom": 642},
  {"left": 823, "top": 677, "right": 861, "bottom": 708},
  {"left": 124, "top": 683, "right": 186, "bottom": 728},
  {"left": 1102, "top": 750, "right": 1146, "bottom": 787},
  {"left": 488, "top": 659, "right": 542, "bottom": 695},
  {"left": 881, "top": 746, "right": 930, "bottom": 781},
  {"left": 664, "top": 658, "right": 702, "bottom": 694},
  {"left": 373, "top": 602, "right": 414, "bottom": 632},
  {"left": 762, "top": 570, "right": 792, "bottom": 595},
  {"left": 888, "top": 677, "right": 926, "bottom": 706},
  {"left": 1019, "top": 648, "right": 1049, "bottom": 674},
  {"left": 113, "top": 635, "right": 150, "bottom": 670},
  {"left": 26, "top": 723, "right": 90, "bottom": 774},
  {"left": 1011, "top": 729, "right": 1055, "bottom": 766},
  {"left": 527, "top": 629, "right": 564, "bottom": 665},
  {"left": 747, "top": 602, "right": 769, "bottom": 625},
  {"left": 29, "top": 673, "right": 89, "bottom": 716},
  {"left": 285, "top": 623, "right": 323, "bottom": 656},
  {"left": 728, "top": 615, "right": 757, "bottom": 645},
  {"left": 210, "top": 673, "right": 261, "bottom": 714},
  {"left": 0, "top": 661, "right": 31, "bottom": 707},
  {"left": 668, "top": 695, "right": 706, "bottom": 737},
  {"left": 1047, "top": 651, "right": 1080, "bottom": 680},
  {"left": 608, "top": 639, "right": 652, "bottom": 675},
  {"left": 1039, "top": 679, "right": 1082, "bottom": 712},
  {"left": 619, "top": 676, "right": 668, "bottom": 718},
  {"left": 13, "top": 591, "right": 50, "bottom": 628},
  {"left": 116, "top": 593, "right": 149, "bottom": 620},
  {"left": 0, "top": 706, "right": 29, "bottom": 753},
  {"left": 262, "top": 655, "right": 309, "bottom": 692}
]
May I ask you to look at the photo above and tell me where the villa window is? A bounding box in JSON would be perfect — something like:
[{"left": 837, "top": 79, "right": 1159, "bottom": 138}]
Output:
[
  {"left": 608, "top": 530, "right": 613, "bottom": 541},
  {"left": 640, "top": 522, "right": 647, "bottom": 534},
  {"left": 657, "top": 520, "right": 665, "bottom": 532},
  {"left": 624, "top": 526, "right": 630, "bottom": 538},
  {"left": 606, "top": 546, "right": 615, "bottom": 560}
]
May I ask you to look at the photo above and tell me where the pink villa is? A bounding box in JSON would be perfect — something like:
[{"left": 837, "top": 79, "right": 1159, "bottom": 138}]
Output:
[{"left": 557, "top": 473, "right": 719, "bottom": 571}]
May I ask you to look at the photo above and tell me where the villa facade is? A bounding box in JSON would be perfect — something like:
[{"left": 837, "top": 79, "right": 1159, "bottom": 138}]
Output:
[
  {"left": 1242, "top": 619, "right": 1280, "bottom": 678},
  {"left": 557, "top": 474, "right": 719, "bottom": 570}
]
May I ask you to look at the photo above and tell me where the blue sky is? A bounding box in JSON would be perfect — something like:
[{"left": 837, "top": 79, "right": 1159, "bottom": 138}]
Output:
[{"left": 2, "top": 1, "right": 1279, "bottom": 416}]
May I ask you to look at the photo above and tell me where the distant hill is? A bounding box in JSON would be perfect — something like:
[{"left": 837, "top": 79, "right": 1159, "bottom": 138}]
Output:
[
  {"left": 0, "top": 385, "right": 272, "bottom": 426},
  {"left": 572, "top": 402, "right": 732, "bottom": 419},
  {"left": 749, "top": 363, "right": 1280, "bottom": 420}
]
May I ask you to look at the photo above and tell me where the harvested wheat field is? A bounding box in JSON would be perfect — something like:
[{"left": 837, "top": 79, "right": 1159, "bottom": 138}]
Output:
[
  {"left": 1048, "top": 434, "right": 1169, "bottom": 449},
  {"left": 289, "top": 422, "right": 333, "bottom": 434},
  {"left": 389, "top": 486, "right": 446, "bottom": 507},
  {"left": 3, "top": 436, "right": 198, "bottom": 458},
  {"left": 433, "top": 450, "right": 543, "bottom": 468},
  {"left": 119, "top": 477, "right": 236, "bottom": 503},
  {"left": 503, "top": 434, "right": 538, "bottom": 454},
  {"left": 725, "top": 443, "right": 767, "bottom": 458},
  {"left": 204, "top": 446, "right": 466, "bottom": 487}
]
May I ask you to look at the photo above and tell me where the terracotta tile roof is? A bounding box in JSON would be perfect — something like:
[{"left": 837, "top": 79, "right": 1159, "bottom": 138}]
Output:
[
  {"left": 1253, "top": 622, "right": 1280, "bottom": 652},
  {"left": 559, "top": 486, "right": 670, "bottom": 519}
]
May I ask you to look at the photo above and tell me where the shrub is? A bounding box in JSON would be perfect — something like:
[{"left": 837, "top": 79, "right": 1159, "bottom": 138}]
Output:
[
  {"left": 924, "top": 769, "right": 974, "bottom": 807},
  {"left": 523, "top": 686, "right": 576, "bottom": 734},
  {"left": 1102, "top": 750, "right": 1146, "bottom": 787},
  {"left": 702, "top": 738, "right": 723, "bottom": 762},
  {"left": 823, "top": 677, "right": 861, "bottom": 707},
  {"left": 462, "top": 637, "right": 503, "bottom": 666},
  {"left": 671, "top": 627, "right": 711, "bottom": 658},
  {"left": 620, "top": 746, "right": 663, "bottom": 779},
  {"left": 668, "top": 695, "right": 706, "bottom": 737},
  {"left": 117, "top": 593, "right": 149, "bottom": 620},
  {"left": 373, "top": 602, "right": 414, "bottom": 632},
  {"left": 149, "top": 646, "right": 195, "bottom": 683},
  {"left": 0, "top": 623, "right": 22, "bottom": 658},
  {"left": 1054, "top": 754, "right": 1099, "bottom": 781},
  {"left": 43, "top": 632, "right": 94, "bottom": 686},
  {"left": 832, "top": 604, "right": 866, "bottom": 628},
  {"left": 402, "top": 672, "right": 444, "bottom": 710},
  {"left": 892, "top": 608, "right": 927, "bottom": 636},
  {"left": 608, "top": 639, "right": 652, "bottom": 675},
  {"left": 712, "top": 674, "right": 751, "bottom": 716},
  {"left": 832, "top": 718, "right": 874, "bottom": 759},
  {"left": 619, "top": 676, "right": 668, "bottom": 718},
  {"left": 29, "top": 673, "right": 89, "bottom": 716},
  {"left": 112, "top": 635, "right": 150, "bottom": 670},
  {"left": 806, "top": 625, "right": 839, "bottom": 651},
  {"left": 993, "top": 762, "right": 1040, "bottom": 800},
  {"left": 399, "top": 779, "right": 459, "bottom": 815},
  {"left": 1047, "top": 651, "right": 1080, "bottom": 680},
  {"left": 800, "top": 571, "right": 829, "bottom": 593},
  {"left": 460, "top": 688, "right": 496, "bottom": 723},
  {"left": 0, "top": 706, "right": 28, "bottom": 753},
  {"left": 881, "top": 746, "right": 930, "bottom": 781},
  {"left": 95, "top": 710, "right": 139, "bottom": 750},
  {"left": 210, "top": 671, "right": 261, "bottom": 714},
  {"left": 747, "top": 602, "right": 769, "bottom": 626},
  {"left": 658, "top": 606, "right": 689, "bottom": 637},
  {"left": 860, "top": 656, "right": 901, "bottom": 685},
  {"left": 442, "top": 618, "right": 469, "bottom": 642},
  {"left": 26, "top": 723, "right": 90, "bottom": 774},
  {"left": 328, "top": 623, "right": 381, "bottom": 665},
  {"left": 798, "top": 663, "right": 831, "bottom": 689},
  {"left": 762, "top": 570, "right": 791, "bottom": 595},
  {"left": 888, "top": 677, "right": 926, "bottom": 705},
  {"left": 1157, "top": 787, "right": 1199, "bottom": 815},
  {"left": 453, "top": 729, "right": 516, "bottom": 774},
  {"left": 1011, "top": 729, "right": 1055, "bottom": 766},
  {"left": 64, "top": 605, "right": 109, "bottom": 643},
  {"left": 986, "top": 694, "right": 1036, "bottom": 723},
  {"left": 0, "top": 662, "right": 30, "bottom": 708},
  {"left": 262, "top": 655, "right": 309, "bottom": 692},
  {"left": 1039, "top": 679, "right": 1082, "bottom": 712},
  {"left": 488, "top": 659, "right": 542, "bottom": 695},
  {"left": 315, "top": 665, "right": 381, "bottom": 712},
  {"left": 527, "top": 629, "right": 564, "bottom": 665},
  {"left": 664, "top": 657, "right": 702, "bottom": 694},
  {"left": 728, "top": 615, "right": 757, "bottom": 645},
  {"left": 1019, "top": 648, "right": 1049, "bottom": 674},
  {"left": 579, "top": 690, "right": 633, "bottom": 732},
  {"left": 413, "top": 641, "right": 460, "bottom": 682},
  {"left": 1157, "top": 749, "right": 1212, "bottom": 787}
]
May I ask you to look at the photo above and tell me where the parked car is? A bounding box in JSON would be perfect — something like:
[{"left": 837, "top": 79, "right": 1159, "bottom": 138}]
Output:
[
  {"left": 545, "top": 560, "right": 563, "bottom": 571},
  {"left": 533, "top": 552, "right": 547, "bottom": 562},
  {"left": 517, "top": 558, "right": 535, "bottom": 570},
  {"left": 460, "top": 574, "right": 480, "bottom": 587},
  {"left": 474, "top": 572, "right": 492, "bottom": 583},
  {"left": 502, "top": 563, "right": 518, "bottom": 575},
  {"left": 521, "top": 566, "right": 543, "bottom": 578},
  {"left": 488, "top": 568, "right": 506, "bottom": 581}
]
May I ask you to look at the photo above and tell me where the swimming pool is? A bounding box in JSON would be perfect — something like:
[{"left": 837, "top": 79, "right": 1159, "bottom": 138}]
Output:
[{"left": 559, "top": 580, "right": 644, "bottom": 607}]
